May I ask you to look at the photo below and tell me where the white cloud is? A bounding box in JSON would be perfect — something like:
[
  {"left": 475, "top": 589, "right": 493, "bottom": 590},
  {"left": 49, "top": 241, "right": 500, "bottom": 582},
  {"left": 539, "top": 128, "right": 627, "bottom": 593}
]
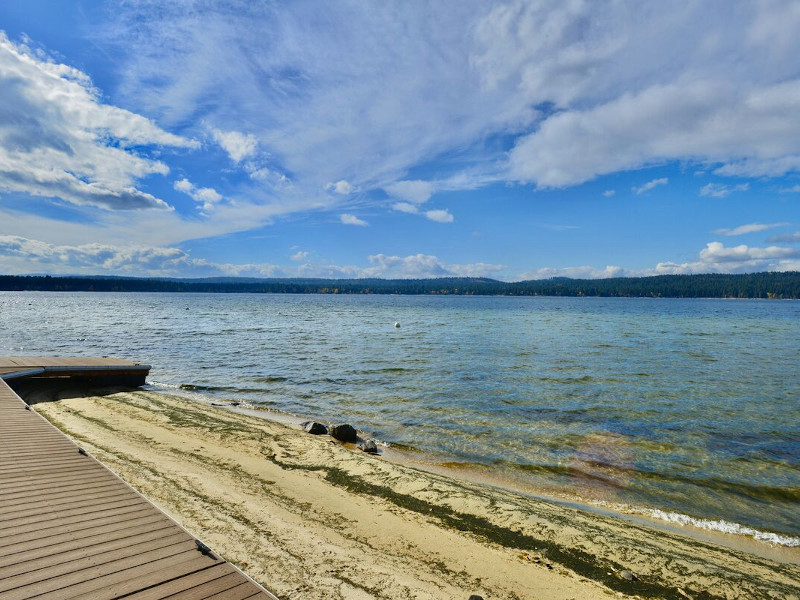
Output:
[
  {"left": 0, "top": 33, "right": 196, "bottom": 211},
  {"left": 193, "top": 187, "right": 223, "bottom": 204},
  {"left": 173, "top": 178, "right": 223, "bottom": 212},
  {"left": 290, "top": 250, "right": 309, "bottom": 261},
  {"left": 392, "top": 202, "right": 419, "bottom": 214},
  {"left": 425, "top": 209, "right": 454, "bottom": 223},
  {"left": 173, "top": 178, "right": 193, "bottom": 194},
  {"left": 210, "top": 128, "right": 258, "bottom": 163},
  {"left": 778, "top": 185, "right": 800, "bottom": 193},
  {"left": 700, "top": 182, "right": 750, "bottom": 198},
  {"left": 633, "top": 178, "right": 668, "bottom": 195},
  {"left": 326, "top": 180, "right": 353, "bottom": 195},
  {"left": 713, "top": 222, "right": 788, "bottom": 236},
  {"left": 603, "top": 190, "right": 616, "bottom": 197},
  {"left": 340, "top": 213, "right": 368, "bottom": 226},
  {"left": 699, "top": 241, "right": 799, "bottom": 263},
  {"left": 384, "top": 180, "right": 435, "bottom": 204}
]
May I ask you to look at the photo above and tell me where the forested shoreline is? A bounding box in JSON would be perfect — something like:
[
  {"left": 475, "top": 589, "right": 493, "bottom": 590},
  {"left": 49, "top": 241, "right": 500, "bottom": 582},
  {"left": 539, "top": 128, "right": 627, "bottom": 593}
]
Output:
[{"left": 1, "top": 272, "right": 799, "bottom": 298}]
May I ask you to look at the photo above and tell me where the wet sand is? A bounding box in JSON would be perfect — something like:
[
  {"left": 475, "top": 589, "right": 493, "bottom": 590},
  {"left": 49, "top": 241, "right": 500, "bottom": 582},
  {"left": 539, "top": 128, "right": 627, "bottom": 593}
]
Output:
[{"left": 22, "top": 384, "right": 800, "bottom": 600}]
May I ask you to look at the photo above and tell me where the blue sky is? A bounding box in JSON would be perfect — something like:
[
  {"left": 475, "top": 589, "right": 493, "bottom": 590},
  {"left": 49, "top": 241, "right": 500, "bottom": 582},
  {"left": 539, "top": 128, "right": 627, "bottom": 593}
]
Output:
[{"left": 1, "top": 1, "right": 799, "bottom": 280}]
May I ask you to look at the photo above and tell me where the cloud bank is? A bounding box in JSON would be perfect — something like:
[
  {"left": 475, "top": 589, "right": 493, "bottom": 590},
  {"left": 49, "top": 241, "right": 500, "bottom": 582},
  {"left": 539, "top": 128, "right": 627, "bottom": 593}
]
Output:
[
  {"left": 0, "top": 236, "right": 505, "bottom": 280},
  {"left": 4, "top": 233, "right": 797, "bottom": 283}
]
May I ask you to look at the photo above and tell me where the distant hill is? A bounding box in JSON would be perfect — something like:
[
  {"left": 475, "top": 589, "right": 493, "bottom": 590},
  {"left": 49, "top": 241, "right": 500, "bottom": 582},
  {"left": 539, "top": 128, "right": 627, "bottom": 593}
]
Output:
[{"left": 0, "top": 272, "right": 798, "bottom": 298}]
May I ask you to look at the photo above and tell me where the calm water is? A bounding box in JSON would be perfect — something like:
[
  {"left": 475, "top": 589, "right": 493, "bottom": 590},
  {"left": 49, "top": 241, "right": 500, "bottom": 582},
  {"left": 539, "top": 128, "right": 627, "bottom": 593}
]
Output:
[{"left": 1, "top": 292, "right": 798, "bottom": 544}]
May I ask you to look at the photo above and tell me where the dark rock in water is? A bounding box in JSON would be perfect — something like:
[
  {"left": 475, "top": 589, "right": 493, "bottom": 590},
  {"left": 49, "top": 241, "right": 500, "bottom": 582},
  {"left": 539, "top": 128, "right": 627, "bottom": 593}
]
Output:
[
  {"left": 301, "top": 421, "right": 328, "bottom": 435},
  {"left": 357, "top": 439, "right": 379, "bottom": 454},
  {"left": 329, "top": 423, "right": 358, "bottom": 442},
  {"left": 230, "top": 401, "right": 241, "bottom": 407}
]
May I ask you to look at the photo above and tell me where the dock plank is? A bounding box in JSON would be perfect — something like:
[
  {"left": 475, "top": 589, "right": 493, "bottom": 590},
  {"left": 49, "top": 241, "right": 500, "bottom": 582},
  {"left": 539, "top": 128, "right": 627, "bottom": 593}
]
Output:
[
  {"left": 0, "top": 533, "right": 191, "bottom": 593},
  {"left": 0, "top": 515, "right": 170, "bottom": 560},
  {"left": 122, "top": 566, "right": 242, "bottom": 600},
  {"left": 0, "top": 521, "right": 175, "bottom": 571}
]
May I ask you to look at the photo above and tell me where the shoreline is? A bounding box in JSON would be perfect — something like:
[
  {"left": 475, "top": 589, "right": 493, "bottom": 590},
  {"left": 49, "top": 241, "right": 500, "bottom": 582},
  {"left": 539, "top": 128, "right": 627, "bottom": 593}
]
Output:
[
  {"left": 149, "top": 381, "right": 800, "bottom": 563},
  {"left": 17, "top": 381, "right": 800, "bottom": 600}
]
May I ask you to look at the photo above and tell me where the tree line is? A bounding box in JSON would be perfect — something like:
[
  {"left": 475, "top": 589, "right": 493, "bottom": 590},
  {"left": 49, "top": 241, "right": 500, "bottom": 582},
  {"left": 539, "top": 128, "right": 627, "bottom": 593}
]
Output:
[{"left": 1, "top": 272, "right": 799, "bottom": 298}]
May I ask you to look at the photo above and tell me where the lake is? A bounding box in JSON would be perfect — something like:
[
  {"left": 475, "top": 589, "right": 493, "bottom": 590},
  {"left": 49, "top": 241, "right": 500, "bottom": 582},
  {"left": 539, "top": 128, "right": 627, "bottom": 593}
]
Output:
[{"left": 1, "top": 292, "right": 798, "bottom": 545}]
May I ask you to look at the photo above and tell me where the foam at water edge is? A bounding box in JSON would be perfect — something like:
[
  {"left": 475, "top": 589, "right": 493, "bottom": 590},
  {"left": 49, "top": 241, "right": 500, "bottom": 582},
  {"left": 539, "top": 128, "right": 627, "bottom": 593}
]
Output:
[{"left": 638, "top": 508, "right": 800, "bottom": 547}]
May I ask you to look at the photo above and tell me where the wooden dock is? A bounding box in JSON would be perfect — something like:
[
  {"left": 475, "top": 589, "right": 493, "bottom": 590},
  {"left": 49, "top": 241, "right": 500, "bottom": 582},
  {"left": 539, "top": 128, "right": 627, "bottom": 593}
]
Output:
[
  {"left": 0, "top": 357, "right": 152, "bottom": 387},
  {"left": 0, "top": 357, "right": 277, "bottom": 600}
]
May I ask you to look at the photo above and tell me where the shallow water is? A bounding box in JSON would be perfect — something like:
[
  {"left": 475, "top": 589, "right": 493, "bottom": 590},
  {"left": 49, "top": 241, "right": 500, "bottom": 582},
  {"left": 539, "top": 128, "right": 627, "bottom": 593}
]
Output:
[{"left": 1, "top": 292, "right": 798, "bottom": 544}]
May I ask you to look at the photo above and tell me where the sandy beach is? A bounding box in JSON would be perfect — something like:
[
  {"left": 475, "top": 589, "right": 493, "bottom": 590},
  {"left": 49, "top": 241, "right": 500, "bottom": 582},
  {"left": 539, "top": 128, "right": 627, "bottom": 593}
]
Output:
[{"left": 18, "top": 383, "right": 800, "bottom": 600}]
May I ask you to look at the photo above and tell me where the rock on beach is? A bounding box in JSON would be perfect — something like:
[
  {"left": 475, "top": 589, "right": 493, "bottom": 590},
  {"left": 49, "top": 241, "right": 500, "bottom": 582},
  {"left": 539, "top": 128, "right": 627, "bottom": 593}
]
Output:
[
  {"left": 357, "top": 439, "right": 379, "bottom": 454},
  {"left": 329, "top": 423, "right": 358, "bottom": 442},
  {"left": 301, "top": 421, "right": 328, "bottom": 435}
]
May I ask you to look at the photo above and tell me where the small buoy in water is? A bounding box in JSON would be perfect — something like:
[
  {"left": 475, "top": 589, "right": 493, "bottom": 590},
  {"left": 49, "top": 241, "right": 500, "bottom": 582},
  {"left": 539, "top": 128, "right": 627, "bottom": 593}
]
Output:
[{"left": 394, "top": 322, "right": 400, "bottom": 328}]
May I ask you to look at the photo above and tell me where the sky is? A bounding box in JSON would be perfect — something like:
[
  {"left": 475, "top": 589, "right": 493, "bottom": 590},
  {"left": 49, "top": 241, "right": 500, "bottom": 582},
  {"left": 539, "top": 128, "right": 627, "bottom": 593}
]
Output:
[{"left": 1, "top": 0, "right": 799, "bottom": 281}]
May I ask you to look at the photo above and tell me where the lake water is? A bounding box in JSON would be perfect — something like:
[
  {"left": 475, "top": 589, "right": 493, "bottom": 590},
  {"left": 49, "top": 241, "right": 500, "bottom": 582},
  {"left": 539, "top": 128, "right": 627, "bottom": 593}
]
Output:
[{"left": 1, "top": 292, "right": 798, "bottom": 545}]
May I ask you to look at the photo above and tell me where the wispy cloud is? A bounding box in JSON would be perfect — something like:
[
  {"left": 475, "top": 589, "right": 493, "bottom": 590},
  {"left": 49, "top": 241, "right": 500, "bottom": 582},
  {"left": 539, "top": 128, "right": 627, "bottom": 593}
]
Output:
[
  {"left": 102, "top": 2, "right": 800, "bottom": 195},
  {"left": 633, "top": 178, "right": 668, "bottom": 195},
  {"left": 603, "top": 190, "right": 616, "bottom": 197},
  {"left": 700, "top": 182, "right": 750, "bottom": 198},
  {"left": 713, "top": 222, "right": 788, "bottom": 236}
]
